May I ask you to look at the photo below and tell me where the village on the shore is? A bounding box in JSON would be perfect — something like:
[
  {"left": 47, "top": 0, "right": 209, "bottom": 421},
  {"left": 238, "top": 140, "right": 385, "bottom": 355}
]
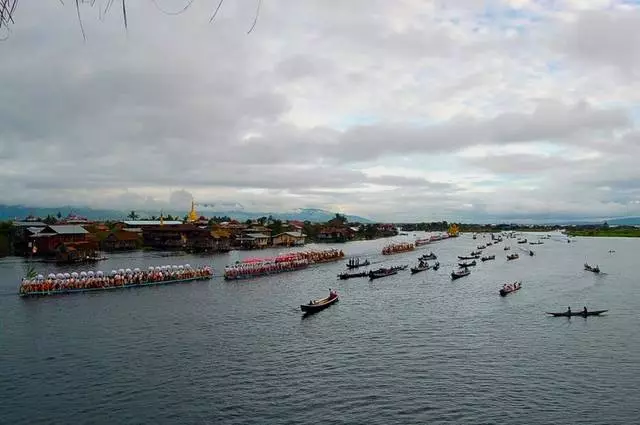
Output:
[
  {"left": 0, "top": 199, "right": 629, "bottom": 263},
  {"left": 0, "top": 202, "right": 406, "bottom": 263}
]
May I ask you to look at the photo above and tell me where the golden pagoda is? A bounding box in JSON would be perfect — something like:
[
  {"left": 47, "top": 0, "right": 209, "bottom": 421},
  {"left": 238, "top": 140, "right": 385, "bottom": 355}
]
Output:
[
  {"left": 448, "top": 223, "right": 459, "bottom": 237},
  {"left": 187, "top": 200, "right": 198, "bottom": 223}
]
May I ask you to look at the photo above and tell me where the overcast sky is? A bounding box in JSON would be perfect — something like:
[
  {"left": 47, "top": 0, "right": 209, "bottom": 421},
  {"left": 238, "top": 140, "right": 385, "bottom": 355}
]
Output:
[{"left": 2, "top": 0, "right": 640, "bottom": 222}]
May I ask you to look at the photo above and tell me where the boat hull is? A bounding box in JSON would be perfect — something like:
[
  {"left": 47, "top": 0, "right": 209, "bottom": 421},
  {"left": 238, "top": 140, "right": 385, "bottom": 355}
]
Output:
[
  {"left": 300, "top": 296, "right": 339, "bottom": 313},
  {"left": 546, "top": 310, "right": 608, "bottom": 317},
  {"left": 19, "top": 275, "right": 212, "bottom": 298}
]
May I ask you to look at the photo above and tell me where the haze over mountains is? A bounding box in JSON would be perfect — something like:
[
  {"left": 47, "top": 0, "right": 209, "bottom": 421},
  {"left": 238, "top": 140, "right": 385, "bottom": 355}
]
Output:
[
  {"left": 2, "top": 203, "right": 639, "bottom": 226},
  {"left": 0, "top": 205, "right": 373, "bottom": 224}
]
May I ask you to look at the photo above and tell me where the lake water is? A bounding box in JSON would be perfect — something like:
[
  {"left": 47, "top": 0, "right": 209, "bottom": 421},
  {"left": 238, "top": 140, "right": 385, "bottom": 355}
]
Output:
[{"left": 2, "top": 232, "right": 640, "bottom": 424}]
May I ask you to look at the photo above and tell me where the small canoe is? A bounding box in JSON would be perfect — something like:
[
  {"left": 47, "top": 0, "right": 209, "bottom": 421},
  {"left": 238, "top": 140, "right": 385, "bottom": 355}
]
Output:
[
  {"left": 458, "top": 260, "right": 476, "bottom": 267},
  {"left": 419, "top": 253, "right": 437, "bottom": 261},
  {"left": 458, "top": 255, "right": 476, "bottom": 260},
  {"left": 346, "top": 259, "right": 370, "bottom": 269},
  {"left": 411, "top": 264, "right": 430, "bottom": 274},
  {"left": 432, "top": 262, "right": 440, "bottom": 270},
  {"left": 507, "top": 254, "right": 519, "bottom": 261},
  {"left": 369, "top": 269, "right": 398, "bottom": 280},
  {"left": 481, "top": 255, "right": 496, "bottom": 262},
  {"left": 451, "top": 269, "right": 470, "bottom": 280},
  {"left": 546, "top": 310, "right": 608, "bottom": 317},
  {"left": 338, "top": 271, "right": 368, "bottom": 280},
  {"left": 301, "top": 294, "right": 339, "bottom": 313}
]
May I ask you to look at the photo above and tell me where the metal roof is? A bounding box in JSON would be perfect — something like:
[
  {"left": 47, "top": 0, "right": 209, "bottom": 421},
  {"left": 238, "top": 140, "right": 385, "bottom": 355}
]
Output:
[
  {"left": 243, "top": 233, "right": 271, "bottom": 239},
  {"left": 122, "top": 220, "right": 183, "bottom": 226},
  {"left": 27, "top": 227, "right": 44, "bottom": 234},
  {"left": 47, "top": 225, "right": 89, "bottom": 235},
  {"left": 274, "top": 232, "right": 306, "bottom": 238},
  {"left": 13, "top": 221, "right": 47, "bottom": 227}
]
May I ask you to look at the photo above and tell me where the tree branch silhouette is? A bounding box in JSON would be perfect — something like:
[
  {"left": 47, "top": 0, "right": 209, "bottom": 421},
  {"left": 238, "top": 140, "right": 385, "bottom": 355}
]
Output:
[{"left": 0, "top": 0, "right": 262, "bottom": 39}]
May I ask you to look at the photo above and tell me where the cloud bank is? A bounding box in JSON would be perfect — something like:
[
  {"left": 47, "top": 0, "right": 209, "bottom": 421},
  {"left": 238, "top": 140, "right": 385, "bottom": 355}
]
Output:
[{"left": 2, "top": 0, "right": 640, "bottom": 222}]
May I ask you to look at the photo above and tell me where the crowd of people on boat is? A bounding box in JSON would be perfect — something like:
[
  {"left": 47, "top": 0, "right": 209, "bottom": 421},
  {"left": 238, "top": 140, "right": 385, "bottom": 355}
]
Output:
[
  {"left": 382, "top": 243, "right": 415, "bottom": 255},
  {"left": 19, "top": 264, "right": 213, "bottom": 295},
  {"left": 224, "top": 249, "right": 344, "bottom": 280}
]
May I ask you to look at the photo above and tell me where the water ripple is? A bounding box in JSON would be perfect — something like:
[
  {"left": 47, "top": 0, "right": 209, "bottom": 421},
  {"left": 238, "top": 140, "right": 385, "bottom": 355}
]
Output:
[{"left": 2, "top": 234, "right": 640, "bottom": 424}]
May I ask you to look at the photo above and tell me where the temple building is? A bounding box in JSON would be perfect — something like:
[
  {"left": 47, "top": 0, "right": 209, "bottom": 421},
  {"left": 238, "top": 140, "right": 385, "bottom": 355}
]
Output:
[{"left": 187, "top": 200, "right": 198, "bottom": 223}]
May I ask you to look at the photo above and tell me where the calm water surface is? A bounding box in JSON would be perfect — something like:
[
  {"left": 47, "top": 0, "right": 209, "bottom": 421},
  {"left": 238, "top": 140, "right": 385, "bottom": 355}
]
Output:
[{"left": 2, "top": 233, "right": 640, "bottom": 424}]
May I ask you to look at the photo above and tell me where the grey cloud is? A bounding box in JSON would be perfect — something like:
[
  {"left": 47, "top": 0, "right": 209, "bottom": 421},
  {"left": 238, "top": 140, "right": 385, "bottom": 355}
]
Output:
[
  {"left": 558, "top": 9, "right": 640, "bottom": 75},
  {"left": 1, "top": 1, "right": 640, "bottom": 222}
]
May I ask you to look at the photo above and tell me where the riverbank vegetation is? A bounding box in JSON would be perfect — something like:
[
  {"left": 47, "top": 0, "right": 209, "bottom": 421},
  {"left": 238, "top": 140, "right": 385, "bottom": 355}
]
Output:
[{"left": 566, "top": 226, "right": 640, "bottom": 237}]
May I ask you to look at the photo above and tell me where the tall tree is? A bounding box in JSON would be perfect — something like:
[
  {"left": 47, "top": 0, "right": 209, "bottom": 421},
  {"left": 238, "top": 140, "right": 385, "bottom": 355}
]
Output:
[{"left": 127, "top": 211, "right": 139, "bottom": 220}]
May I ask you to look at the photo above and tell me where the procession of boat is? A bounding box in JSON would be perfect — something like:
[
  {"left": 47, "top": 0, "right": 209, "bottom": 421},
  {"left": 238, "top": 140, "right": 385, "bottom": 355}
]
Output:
[
  {"left": 19, "top": 264, "right": 213, "bottom": 297},
  {"left": 224, "top": 249, "right": 344, "bottom": 280},
  {"left": 15, "top": 228, "right": 611, "bottom": 323},
  {"left": 382, "top": 243, "right": 415, "bottom": 255}
]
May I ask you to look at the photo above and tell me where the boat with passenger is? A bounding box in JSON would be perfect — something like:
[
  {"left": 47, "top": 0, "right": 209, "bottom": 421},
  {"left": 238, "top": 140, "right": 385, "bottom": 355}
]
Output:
[
  {"left": 451, "top": 268, "right": 471, "bottom": 280},
  {"left": 369, "top": 265, "right": 407, "bottom": 280},
  {"left": 338, "top": 271, "right": 369, "bottom": 280},
  {"left": 499, "top": 281, "right": 521, "bottom": 296},
  {"left": 507, "top": 253, "right": 519, "bottom": 261},
  {"left": 346, "top": 258, "right": 370, "bottom": 269},
  {"left": 301, "top": 289, "right": 339, "bottom": 313},
  {"left": 584, "top": 263, "right": 600, "bottom": 273},
  {"left": 546, "top": 307, "right": 607, "bottom": 317},
  {"left": 18, "top": 264, "right": 213, "bottom": 297},
  {"left": 458, "top": 260, "right": 477, "bottom": 267},
  {"left": 410, "top": 261, "right": 430, "bottom": 274},
  {"left": 481, "top": 255, "right": 496, "bottom": 262},
  {"left": 419, "top": 252, "right": 437, "bottom": 261}
]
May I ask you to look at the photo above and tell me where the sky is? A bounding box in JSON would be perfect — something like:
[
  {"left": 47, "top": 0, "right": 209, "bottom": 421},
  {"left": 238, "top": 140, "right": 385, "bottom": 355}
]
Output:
[{"left": 2, "top": 0, "right": 640, "bottom": 222}]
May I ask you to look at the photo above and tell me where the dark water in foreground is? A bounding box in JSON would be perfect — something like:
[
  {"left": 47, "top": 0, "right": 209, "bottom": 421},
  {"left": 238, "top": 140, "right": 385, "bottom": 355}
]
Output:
[{"left": 2, "top": 232, "right": 640, "bottom": 424}]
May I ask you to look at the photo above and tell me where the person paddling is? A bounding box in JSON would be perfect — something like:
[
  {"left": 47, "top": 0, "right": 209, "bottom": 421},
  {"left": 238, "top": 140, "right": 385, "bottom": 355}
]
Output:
[
  {"left": 583, "top": 306, "right": 588, "bottom": 316},
  {"left": 567, "top": 306, "right": 571, "bottom": 316}
]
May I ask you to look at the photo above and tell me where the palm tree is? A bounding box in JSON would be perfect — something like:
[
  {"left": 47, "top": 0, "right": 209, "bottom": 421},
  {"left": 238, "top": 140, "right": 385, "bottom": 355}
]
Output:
[{"left": 127, "top": 210, "right": 139, "bottom": 220}]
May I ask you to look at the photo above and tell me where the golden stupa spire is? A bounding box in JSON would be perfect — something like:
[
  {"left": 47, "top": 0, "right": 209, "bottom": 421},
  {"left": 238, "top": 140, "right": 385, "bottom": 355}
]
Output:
[
  {"left": 160, "top": 210, "right": 164, "bottom": 226},
  {"left": 187, "top": 199, "right": 198, "bottom": 223}
]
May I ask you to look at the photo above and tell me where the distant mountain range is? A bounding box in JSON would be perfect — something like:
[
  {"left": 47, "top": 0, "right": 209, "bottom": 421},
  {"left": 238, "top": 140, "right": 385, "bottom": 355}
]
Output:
[{"left": 0, "top": 205, "right": 374, "bottom": 224}]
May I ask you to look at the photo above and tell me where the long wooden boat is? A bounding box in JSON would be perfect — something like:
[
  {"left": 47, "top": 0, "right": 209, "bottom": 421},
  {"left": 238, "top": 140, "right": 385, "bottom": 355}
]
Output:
[
  {"left": 301, "top": 293, "right": 339, "bottom": 313},
  {"left": 499, "top": 281, "right": 521, "bottom": 296},
  {"left": 19, "top": 275, "right": 212, "bottom": 298},
  {"left": 338, "top": 271, "right": 369, "bottom": 280},
  {"left": 458, "top": 260, "right": 477, "bottom": 267},
  {"left": 481, "top": 255, "right": 496, "bottom": 262},
  {"left": 451, "top": 269, "right": 471, "bottom": 280},
  {"left": 546, "top": 309, "right": 608, "bottom": 317},
  {"left": 369, "top": 265, "right": 407, "bottom": 280}
]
